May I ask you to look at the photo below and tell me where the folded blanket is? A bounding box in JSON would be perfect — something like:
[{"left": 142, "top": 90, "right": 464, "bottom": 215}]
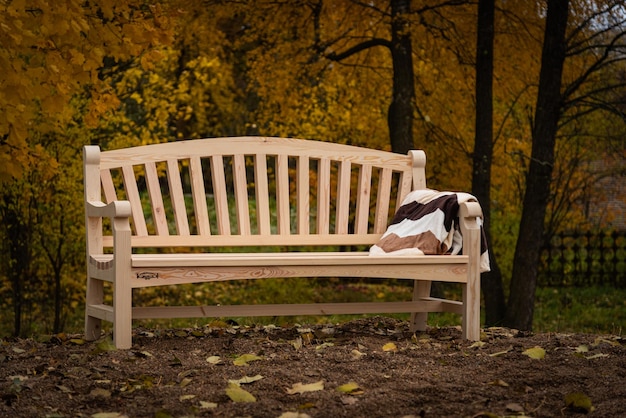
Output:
[{"left": 369, "top": 189, "right": 491, "bottom": 273}]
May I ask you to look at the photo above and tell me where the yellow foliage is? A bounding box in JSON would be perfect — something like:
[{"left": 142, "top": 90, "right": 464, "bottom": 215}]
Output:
[{"left": 0, "top": 0, "right": 175, "bottom": 183}]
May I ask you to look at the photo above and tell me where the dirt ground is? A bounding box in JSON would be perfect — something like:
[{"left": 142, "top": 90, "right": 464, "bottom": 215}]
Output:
[{"left": 1, "top": 316, "right": 625, "bottom": 418}]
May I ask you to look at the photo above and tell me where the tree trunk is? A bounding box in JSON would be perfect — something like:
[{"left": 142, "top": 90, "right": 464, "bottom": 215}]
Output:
[
  {"left": 388, "top": 0, "right": 416, "bottom": 154},
  {"left": 505, "top": 0, "right": 569, "bottom": 331},
  {"left": 473, "top": 0, "right": 506, "bottom": 326}
]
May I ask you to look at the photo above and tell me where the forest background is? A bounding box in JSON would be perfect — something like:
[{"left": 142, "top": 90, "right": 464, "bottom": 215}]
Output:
[{"left": 0, "top": 0, "right": 625, "bottom": 340}]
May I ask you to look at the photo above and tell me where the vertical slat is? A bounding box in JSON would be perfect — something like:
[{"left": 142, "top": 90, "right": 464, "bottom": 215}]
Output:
[
  {"left": 145, "top": 162, "right": 169, "bottom": 236},
  {"left": 276, "top": 154, "right": 291, "bottom": 234},
  {"left": 397, "top": 170, "right": 413, "bottom": 208},
  {"left": 211, "top": 155, "right": 231, "bottom": 235},
  {"left": 335, "top": 160, "right": 351, "bottom": 234},
  {"left": 121, "top": 165, "right": 148, "bottom": 236},
  {"left": 100, "top": 169, "right": 117, "bottom": 203},
  {"left": 373, "top": 167, "right": 392, "bottom": 233},
  {"left": 166, "top": 159, "right": 190, "bottom": 236},
  {"left": 297, "top": 156, "right": 310, "bottom": 234},
  {"left": 232, "top": 154, "right": 251, "bottom": 235},
  {"left": 189, "top": 156, "right": 211, "bottom": 236},
  {"left": 317, "top": 158, "right": 331, "bottom": 234},
  {"left": 354, "top": 164, "right": 372, "bottom": 234},
  {"left": 254, "top": 154, "right": 271, "bottom": 235}
]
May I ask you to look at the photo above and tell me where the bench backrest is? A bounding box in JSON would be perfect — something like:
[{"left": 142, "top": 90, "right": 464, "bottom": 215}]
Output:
[{"left": 84, "top": 137, "right": 426, "bottom": 249}]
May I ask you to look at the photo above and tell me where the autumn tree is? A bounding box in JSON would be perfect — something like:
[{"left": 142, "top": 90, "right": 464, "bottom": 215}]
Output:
[
  {"left": 0, "top": 0, "right": 174, "bottom": 336},
  {"left": 473, "top": 0, "right": 506, "bottom": 325},
  {"left": 505, "top": 0, "right": 626, "bottom": 330}
]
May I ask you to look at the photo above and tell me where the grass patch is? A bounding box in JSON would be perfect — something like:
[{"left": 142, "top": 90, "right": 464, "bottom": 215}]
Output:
[{"left": 534, "top": 286, "right": 626, "bottom": 335}]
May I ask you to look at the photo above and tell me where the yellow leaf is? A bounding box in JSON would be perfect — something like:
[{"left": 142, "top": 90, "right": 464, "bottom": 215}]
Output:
[
  {"left": 565, "top": 392, "right": 595, "bottom": 413},
  {"left": 206, "top": 355, "right": 222, "bottom": 364},
  {"left": 585, "top": 353, "right": 609, "bottom": 360},
  {"left": 278, "top": 413, "right": 312, "bottom": 418},
  {"left": 233, "top": 354, "right": 263, "bottom": 366},
  {"left": 225, "top": 383, "right": 256, "bottom": 403},
  {"left": 286, "top": 380, "right": 325, "bottom": 395},
  {"left": 382, "top": 342, "right": 397, "bottom": 352},
  {"left": 228, "top": 375, "right": 264, "bottom": 385},
  {"left": 351, "top": 349, "right": 366, "bottom": 359},
  {"left": 522, "top": 346, "right": 546, "bottom": 360},
  {"left": 489, "top": 346, "right": 513, "bottom": 357},
  {"left": 336, "top": 382, "right": 362, "bottom": 395}
]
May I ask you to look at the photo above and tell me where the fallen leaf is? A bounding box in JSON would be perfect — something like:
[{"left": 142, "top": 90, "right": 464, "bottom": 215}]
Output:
[
  {"left": 206, "top": 355, "right": 222, "bottom": 365},
  {"left": 585, "top": 353, "right": 609, "bottom": 359},
  {"left": 506, "top": 403, "right": 525, "bottom": 413},
  {"left": 56, "top": 385, "right": 73, "bottom": 393},
  {"left": 90, "top": 388, "right": 111, "bottom": 398},
  {"left": 291, "top": 337, "right": 303, "bottom": 350},
  {"left": 179, "top": 394, "right": 196, "bottom": 401},
  {"left": 336, "top": 382, "right": 363, "bottom": 395},
  {"left": 94, "top": 339, "right": 116, "bottom": 353},
  {"left": 278, "top": 412, "right": 312, "bottom": 418},
  {"left": 91, "top": 413, "right": 129, "bottom": 418},
  {"left": 565, "top": 392, "right": 594, "bottom": 413},
  {"left": 298, "top": 402, "right": 316, "bottom": 410},
  {"left": 489, "top": 346, "right": 512, "bottom": 357},
  {"left": 199, "top": 401, "right": 218, "bottom": 409},
  {"left": 522, "top": 346, "right": 546, "bottom": 360},
  {"left": 229, "top": 375, "right": 264, "bottom": 385},
  {"left": 179, "top": 378, "right": 192, "bottom": 387},
  {"left": 487, "top": 379, "right": 509, "bottom": 387},
  {"left": 315, "top": 342, "right": 334, "bottom": 351},
  {"left": 70, "top": 338, "right": 87, "bottom": 345},
  {"left": 154, "top": 410, "right": 174, "bottom": 418},
  {"left": 469, "top": 341, "right": 486, "bottom": 349},
  {"left": 575, "top": 345, "right": 589, "bottom": 353},
  {"left": 351, "top": 349, "right": 366, "bottom": 359},
  {"left": 233, "top": 354, "right": 263, "bottom": 366},
  {"left": 382, "top": 342, "right": 397, "bottom": 352},
  {"left": 593, "top": 337, "right": 620, "bottom": 347},
  {"left": 286, "top": 380, "right": 325, "bottom": 395},
  {"left": 225, "top": 383, "right": 256, "bottom": 403}
]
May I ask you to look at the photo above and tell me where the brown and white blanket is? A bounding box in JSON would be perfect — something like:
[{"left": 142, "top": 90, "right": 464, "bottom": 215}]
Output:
[{"left": 369, "top": 189, "right": 491, "bottom": 273}]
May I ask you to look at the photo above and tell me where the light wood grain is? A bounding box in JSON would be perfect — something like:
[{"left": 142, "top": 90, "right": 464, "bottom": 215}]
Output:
[{"left": 83, "top": 137, "right": 483, "bottom": 348}]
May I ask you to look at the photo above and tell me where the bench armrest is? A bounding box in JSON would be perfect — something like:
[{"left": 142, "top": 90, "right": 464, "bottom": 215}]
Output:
[
  {"left": 86, "top": 200, "right": 132, "bottom": 219},
  {"left": 459, "top": 201, "right": 483, "bottom": 222}
]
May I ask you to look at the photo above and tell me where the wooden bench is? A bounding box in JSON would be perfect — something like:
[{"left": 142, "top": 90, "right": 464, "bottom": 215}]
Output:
[{"left": 83, "top": 137, "right": 484, "bottom": 348}]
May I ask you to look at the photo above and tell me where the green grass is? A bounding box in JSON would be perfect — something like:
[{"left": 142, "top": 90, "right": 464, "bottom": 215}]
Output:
[{"left": 534, "top": 286, "right": 626, "bottom": 335}]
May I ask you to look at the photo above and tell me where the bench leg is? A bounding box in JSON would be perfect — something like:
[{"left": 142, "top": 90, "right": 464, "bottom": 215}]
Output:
[
  {"left": 462, "top": 281, "right": 481, "bottom": 341},
  {"left": 84, "top": 276, "right": 103, "bottom": 341},
  {"left": 113, "top": 276, "right": 133, "bottom": 349},
  {"left": 409, "top": 280, "right": 431, "bottom": 332}
]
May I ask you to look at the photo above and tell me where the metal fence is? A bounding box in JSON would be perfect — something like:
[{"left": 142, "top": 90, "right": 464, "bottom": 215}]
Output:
[{"left": 539, "top": 230, "right": 626, "bottom": 287}]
